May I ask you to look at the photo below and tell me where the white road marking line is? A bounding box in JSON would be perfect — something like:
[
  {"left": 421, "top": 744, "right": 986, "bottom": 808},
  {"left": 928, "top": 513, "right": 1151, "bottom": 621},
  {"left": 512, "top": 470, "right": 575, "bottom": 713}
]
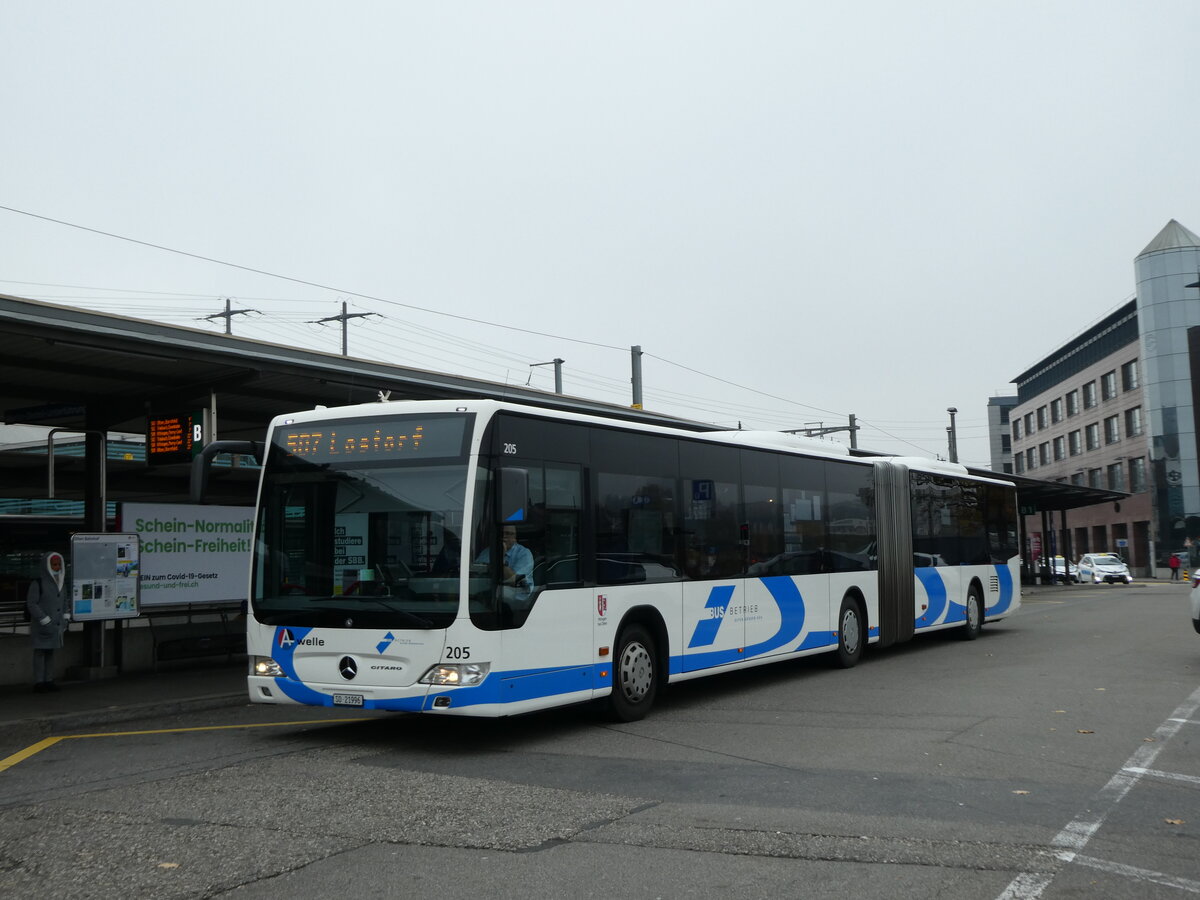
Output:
[
  {"left": 1073, "top": 854, "right": 1200, "bottom": 894},
  {"left": 996, "top": 683, "right": 1200, "bottom": 900},
  {"left": 1123, "top": 766, "right": 1200, "bottom": 786}
]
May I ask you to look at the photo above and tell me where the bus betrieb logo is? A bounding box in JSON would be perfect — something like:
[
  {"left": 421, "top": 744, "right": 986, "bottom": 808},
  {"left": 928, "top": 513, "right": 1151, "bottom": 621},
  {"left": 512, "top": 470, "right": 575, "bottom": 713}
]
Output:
[{"left": 597, "top": 595, "right": 607, "bottom": 617}]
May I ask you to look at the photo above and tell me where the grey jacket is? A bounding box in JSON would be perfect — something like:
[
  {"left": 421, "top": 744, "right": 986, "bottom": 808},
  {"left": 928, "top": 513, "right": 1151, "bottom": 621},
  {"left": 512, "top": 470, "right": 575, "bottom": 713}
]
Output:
[{"left": 26, "top": 554, "right": 69, "bottom": 651}]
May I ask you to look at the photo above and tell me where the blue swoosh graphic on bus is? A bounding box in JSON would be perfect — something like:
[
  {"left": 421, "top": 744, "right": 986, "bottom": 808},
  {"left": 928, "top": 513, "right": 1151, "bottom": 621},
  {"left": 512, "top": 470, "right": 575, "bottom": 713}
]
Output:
[
  {"left": 915, "top": 569, "right": 947, "bottom": 626},
  {"left": 944, "top": 596, "right": 968, "bottom": 624},
  {"left": 272, "top": 676, "right": 426, "bottom": 710},
  {"left": 753, "top": 576, "right": 806, "bottom": 655},
  {"left": 687, "top": 585, "right": 736, "bottom": 648},
  {"left": 416, "top": 664, "right": 596, "bottom": 710},
  {"left": 269, "top": 625, "right": 428, "bottom": 711},
  {"left": 678, "top": 577, "right": 808, "bottom": 671},
  {"left": 271, "top": 625, "right": 309, "bottom": 682},
  {"left": 987, "top": 564, "right": 1014, "bottom": 615}
]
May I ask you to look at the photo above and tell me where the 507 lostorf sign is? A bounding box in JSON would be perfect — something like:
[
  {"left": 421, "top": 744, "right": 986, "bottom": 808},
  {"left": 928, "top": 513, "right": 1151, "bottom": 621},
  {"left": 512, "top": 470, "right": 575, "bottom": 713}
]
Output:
[{"left": 119, "top": 502, "right": 254, "bottom": 607}]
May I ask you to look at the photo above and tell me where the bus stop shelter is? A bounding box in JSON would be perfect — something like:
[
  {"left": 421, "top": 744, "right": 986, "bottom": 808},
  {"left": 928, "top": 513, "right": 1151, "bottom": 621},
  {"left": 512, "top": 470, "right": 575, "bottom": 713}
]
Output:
[{"left": 996, "top": 471, "right": 1128, "bottom": 583}]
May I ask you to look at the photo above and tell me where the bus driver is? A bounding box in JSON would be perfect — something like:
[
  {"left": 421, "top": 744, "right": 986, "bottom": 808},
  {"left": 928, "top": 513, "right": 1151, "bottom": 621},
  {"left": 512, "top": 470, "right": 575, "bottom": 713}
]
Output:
[{"left": 477, "top": 526, "right": 536, "bottom": 603}]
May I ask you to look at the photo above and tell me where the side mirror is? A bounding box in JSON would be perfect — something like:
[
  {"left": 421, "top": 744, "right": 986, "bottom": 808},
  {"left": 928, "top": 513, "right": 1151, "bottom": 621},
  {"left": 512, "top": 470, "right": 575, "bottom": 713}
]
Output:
[{"left": 498, "top": 467, "right": 529, "bottom": 523}]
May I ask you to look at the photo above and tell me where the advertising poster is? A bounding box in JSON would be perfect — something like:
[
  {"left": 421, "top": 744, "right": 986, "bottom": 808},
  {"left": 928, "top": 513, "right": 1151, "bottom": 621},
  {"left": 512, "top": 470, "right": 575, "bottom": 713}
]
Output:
[
  {"left": 120, "top": 503, "right": 254, "bottom": 607},
  {"left": 334, "top": 512, "right": 368, "bottom": 594},
  {"left": 70, "top": 533, "right": 140, "bottom": 621}
]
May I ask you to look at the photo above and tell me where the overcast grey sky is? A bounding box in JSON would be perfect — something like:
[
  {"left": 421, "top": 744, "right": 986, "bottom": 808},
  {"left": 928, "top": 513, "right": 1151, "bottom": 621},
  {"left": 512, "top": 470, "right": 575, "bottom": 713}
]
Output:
[{"left": 3, "top": 1, "right": 1198, "bottom": 468}]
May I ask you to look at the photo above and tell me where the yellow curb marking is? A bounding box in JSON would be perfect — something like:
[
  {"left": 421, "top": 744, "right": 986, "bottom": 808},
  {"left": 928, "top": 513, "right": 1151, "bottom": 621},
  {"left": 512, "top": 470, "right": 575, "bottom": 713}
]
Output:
[
  {"left": 0, "top": 717, "right": 378, "bottom": 773},
  {"left": 0, "top": 737, "right": 66, "bottom": 773}
]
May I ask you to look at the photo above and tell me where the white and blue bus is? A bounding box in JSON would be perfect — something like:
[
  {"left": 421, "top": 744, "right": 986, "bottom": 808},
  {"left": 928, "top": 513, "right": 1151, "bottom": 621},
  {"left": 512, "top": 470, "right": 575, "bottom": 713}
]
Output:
[{"left": 246, "top": 399, "right": 1019, "bottom": 720}]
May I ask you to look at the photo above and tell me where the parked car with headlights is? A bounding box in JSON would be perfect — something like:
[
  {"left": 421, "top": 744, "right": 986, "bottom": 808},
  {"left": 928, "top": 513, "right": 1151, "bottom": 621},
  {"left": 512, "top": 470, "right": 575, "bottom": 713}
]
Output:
[{"left": 1077, "top": 553, "right": 1133, "bottom": 584}]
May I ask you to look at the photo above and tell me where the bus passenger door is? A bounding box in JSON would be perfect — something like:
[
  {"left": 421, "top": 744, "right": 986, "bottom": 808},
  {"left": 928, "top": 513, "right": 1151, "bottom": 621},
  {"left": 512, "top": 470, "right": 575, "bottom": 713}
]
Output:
[{"left": 492, "top": 459, "right": 593, "bottom": 703}]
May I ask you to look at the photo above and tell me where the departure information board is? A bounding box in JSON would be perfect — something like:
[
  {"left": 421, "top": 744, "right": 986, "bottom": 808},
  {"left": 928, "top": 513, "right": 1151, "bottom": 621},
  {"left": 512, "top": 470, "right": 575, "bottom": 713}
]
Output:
[{"left": 147, "top": 410, "right": 204, "bottom": 464}]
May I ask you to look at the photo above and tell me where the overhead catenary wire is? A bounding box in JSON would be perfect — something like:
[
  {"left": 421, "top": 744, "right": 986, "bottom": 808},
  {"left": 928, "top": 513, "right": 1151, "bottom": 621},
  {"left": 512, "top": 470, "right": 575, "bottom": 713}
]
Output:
[{"left": 0, "top": 206, "right": 983, "bottom": 460}]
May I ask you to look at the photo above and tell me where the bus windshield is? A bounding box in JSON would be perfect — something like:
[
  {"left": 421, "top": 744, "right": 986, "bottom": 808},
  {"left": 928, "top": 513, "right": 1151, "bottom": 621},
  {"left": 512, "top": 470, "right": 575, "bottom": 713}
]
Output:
[{"left": 251, "top": 412, "right": 474, "bottom": 630}]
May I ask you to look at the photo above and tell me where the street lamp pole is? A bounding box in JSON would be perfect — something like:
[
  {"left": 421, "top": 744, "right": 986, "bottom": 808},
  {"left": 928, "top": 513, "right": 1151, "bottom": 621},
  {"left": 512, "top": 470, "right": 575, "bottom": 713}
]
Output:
[{"left": 947, "top": 407, "right": 959, "bottom": 463}]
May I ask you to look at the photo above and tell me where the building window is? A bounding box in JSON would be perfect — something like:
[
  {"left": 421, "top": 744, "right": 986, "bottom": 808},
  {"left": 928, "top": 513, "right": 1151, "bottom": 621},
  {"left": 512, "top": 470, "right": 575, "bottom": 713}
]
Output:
[
  {"left": 1024, "top": 412, "right": 1034, "bottom": 433},
  {"left": 1053, "top": 436, "right": 1065, "bottom": 461},
  {"left": 1013, "top": 420, "right": 1022, "bottom": 441},
  {"left": 1101, "top": 371, "right": 1117, "bottom": 401},
  {"left": 1068, "top": 430, "right": 1082, "bottom": 456},
  {"left": 1001, "top": 434, "right": 1011, "bottom": 452},
  {"left": 1088, "top": 468, "right": 1103, "bottom": 489},
  {"left": 1066, "top": 390, "right": 1079, "bottom": 417},
  {"left": 1070, "top": 472, "right": 1085, "bottom": 486},
  {"left": 1039, "top": 442, "right": 1050, "bottom": 465},
  {"left": 1107, "top": 463, "right": 1126, "bottom": 492},
  {"left": 1125, "top": 406, "right": 1143, "bottom": 437},
  {"left": 1121, "top": 360, "right": 1139, "bottom": 391},
  {"left": 1037, "top": 406, "right": 1048, "bottom": 429},
  {"left": 1104, "top": 415, "right": 1120, "bottom": 444},
  {"left": 999, "top": 406, "right": 1011, "bottom": 424},
  {"left": 1083, "top": 382, "right": 1097, "bottom": 409},
  {"left": 1026, "top": 448, "right": 1036, "bottom": 469},
  {"left": 1013, "top": 454, "right": 1024, "bottom": 474},
  {"left": 1050, "top": 398, "right": 1063, "bottom": 424},
  {"left": 1085, "top": 423, "right": 1100, "bottom": 451},
  {"left": 1129, "top": 457, "right": 1147, "bottom": 492}
]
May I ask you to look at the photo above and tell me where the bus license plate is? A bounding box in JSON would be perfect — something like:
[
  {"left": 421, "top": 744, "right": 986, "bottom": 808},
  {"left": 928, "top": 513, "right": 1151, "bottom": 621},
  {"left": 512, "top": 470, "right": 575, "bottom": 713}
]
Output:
[{"left": 332, "top": 693, "right": 364, "bottom": 707}]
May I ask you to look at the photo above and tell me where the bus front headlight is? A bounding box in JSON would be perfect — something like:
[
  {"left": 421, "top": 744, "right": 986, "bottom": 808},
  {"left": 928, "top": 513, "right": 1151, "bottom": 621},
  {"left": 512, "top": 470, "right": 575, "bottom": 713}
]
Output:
[
  {"left": 419, "top": 662, "right": 490, "bottom": 686},
  {"left": 252, "top": 656, "right": 284, "bottom": 677}
]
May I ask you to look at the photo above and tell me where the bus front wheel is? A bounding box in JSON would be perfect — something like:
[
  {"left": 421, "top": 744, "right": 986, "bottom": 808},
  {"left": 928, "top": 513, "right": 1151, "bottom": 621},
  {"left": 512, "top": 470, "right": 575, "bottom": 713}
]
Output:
[
  {"left": 834, "top": 597, "right": 864, "bottom": 668},
  {"left": 609, "top": 623, "right": 658, "bottom": 722}
]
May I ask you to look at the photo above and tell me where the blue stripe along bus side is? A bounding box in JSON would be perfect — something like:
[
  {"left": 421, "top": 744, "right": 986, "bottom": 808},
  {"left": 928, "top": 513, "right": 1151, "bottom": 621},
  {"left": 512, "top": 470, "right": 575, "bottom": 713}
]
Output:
[{"left": 265, "top": 568, "right": 915, "bottom": 713}]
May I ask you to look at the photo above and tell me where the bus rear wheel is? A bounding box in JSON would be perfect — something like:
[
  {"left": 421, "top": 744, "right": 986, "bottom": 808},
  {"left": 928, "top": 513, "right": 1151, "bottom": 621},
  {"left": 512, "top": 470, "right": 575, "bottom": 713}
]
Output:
[
  {"left": 961, "top": 586, "right": 983, "bottom": 641},
  {"left": 834, "top": 597, "right": 864, "bottom": 668},
  {"left": 609, "top": 623, "right": 658, "bottom": 722}
]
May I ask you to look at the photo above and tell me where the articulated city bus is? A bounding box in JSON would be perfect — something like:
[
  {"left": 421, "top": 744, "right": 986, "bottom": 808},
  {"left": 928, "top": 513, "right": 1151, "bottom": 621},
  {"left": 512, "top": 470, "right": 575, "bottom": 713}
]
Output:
[{"left": 246, "top": 399, "right": 1019, "bottom": 720}]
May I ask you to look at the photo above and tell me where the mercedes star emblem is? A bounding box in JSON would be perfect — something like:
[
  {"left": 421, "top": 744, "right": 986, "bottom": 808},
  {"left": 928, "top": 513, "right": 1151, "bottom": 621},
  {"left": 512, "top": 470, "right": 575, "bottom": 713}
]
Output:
[{"left": 339, "top": 656, "right": 358, "bottom": 680}]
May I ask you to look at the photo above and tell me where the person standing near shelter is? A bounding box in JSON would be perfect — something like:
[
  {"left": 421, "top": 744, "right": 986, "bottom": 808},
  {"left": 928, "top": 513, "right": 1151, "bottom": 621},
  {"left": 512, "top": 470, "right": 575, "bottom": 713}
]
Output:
[
  {"left": 1169, "top": 552, "right": 1182, "bottom": 581},
  {"left": 26, "top": 551, "right": 69, "bottom": 692}
]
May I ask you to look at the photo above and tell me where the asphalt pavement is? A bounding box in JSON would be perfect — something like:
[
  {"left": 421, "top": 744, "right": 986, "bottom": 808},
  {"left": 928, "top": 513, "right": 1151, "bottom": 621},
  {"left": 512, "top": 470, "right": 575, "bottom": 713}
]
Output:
[
  {"left": 0, "top": 658, "right": 247, "bottom": 742},
  {"left": 0, "top": 579, "right": 1181, "bottom": 742}
]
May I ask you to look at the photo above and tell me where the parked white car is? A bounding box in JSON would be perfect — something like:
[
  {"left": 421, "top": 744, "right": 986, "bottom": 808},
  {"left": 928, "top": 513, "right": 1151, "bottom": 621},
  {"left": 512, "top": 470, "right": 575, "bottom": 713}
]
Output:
[
  {"left": 1050, "top": 555, "right": 1078, "bottom": 583},
  {"left": 1077, "top": 553, "right": 1133, "bottom": 585}
]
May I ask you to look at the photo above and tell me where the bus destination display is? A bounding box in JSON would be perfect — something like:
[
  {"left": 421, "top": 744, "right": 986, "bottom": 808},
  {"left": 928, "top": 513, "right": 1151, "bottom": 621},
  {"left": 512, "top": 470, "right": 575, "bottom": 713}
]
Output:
[{"left": 279, "top": 416, "right": 468, "bottom": 463}]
